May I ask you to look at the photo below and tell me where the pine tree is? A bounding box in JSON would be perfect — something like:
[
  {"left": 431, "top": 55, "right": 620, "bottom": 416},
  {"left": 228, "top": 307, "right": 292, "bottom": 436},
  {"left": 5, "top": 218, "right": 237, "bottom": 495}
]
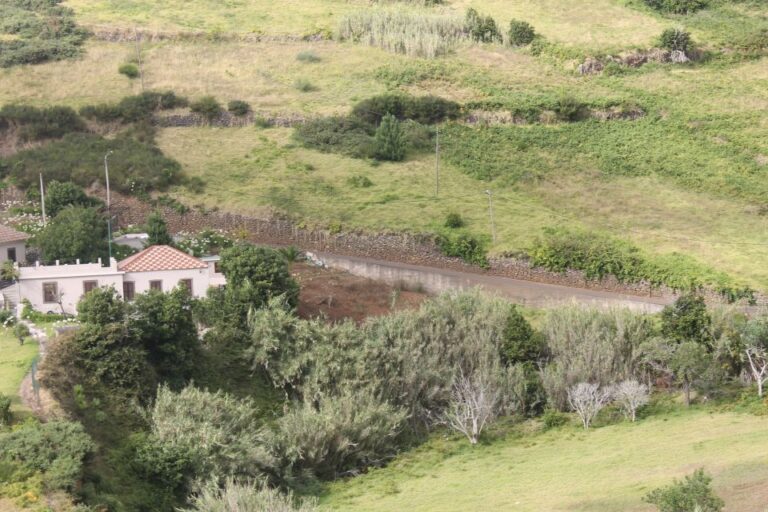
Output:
[
  {"left": 374, "top": 113, "right": 406, "bottom": 162},
  {"left": 146, "top": 211, "right": 173, "bottom": 246}
]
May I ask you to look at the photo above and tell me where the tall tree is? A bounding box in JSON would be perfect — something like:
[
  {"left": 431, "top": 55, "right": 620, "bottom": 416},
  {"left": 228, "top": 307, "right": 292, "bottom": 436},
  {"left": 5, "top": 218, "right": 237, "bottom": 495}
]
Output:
[
  {"left": 36, "top": 206, "right": 108, "bottom": 264},
  {"left": 45, "top": 180, "right": 102, "bottom": 218},
  {"left": 145, "top": 211, "right": 173, "bottom": 246},
  {"left": 661, "top": 294, "right": 712, "bottom": 347}
]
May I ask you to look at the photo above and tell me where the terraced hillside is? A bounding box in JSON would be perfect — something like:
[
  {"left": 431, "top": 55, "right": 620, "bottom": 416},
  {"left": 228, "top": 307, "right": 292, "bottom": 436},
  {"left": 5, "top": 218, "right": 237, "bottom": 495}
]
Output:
[{"left": 1, "top": 0, "right": 767, "bottom": 292}]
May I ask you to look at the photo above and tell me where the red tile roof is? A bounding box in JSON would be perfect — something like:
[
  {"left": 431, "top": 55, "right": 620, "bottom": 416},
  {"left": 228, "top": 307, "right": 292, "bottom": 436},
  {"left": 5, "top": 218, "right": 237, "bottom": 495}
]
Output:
[
  {"left": 0, "top": 224, "right": 29, "bottom": 244},
  {"left": 118, "top": 245, "right": 207, "bottom": 272}
]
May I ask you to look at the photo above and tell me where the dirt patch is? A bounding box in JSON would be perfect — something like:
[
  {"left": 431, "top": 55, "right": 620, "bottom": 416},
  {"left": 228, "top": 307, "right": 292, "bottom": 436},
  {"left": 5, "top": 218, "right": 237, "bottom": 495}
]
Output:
[{"left": 294, "top": 262, "right": 426, "bottom": 323}]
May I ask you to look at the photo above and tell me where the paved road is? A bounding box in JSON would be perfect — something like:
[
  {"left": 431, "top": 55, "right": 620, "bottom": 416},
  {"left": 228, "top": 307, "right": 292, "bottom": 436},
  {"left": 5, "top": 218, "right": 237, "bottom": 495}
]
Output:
[{"left": 315, "top": 252, "right": 673, "bottom": 312}]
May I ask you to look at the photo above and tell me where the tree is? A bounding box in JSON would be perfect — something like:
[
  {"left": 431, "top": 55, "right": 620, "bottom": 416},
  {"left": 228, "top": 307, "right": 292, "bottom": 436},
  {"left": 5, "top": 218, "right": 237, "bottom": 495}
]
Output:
[
  {"left": 661, "top": 294, "right": 712, "bottom": 347},
  {"left": 182, "top": 480, "right": 318, "bottom": 512},
  {"left": 443, "top": 368, "right": 501, "bottom": 444},
  {"left": 500, "top": 306, "right": 543, "bottom": 365},
  {"left": 567, "top": 382, "right": 612, "bottom": 429},
  {"left": 145, "top": 210, "right": 173, "bottom": 246},
  {"left": 131, "top": 287, "right": 200, "bottom": 385},
  {"left": 0, "top": 393, "right": 11, "bottom": 426},
  {"left": 45, "top": 180, "right": 102, "bottom": 218},
  {"left": 374, "top": 113, "right": 406, "bottom": 162},
  {"left": 13, "top": 323, "right": 30, "bottom": 345},
  {"left": 659, "top": 27, "right": 693, "bottom": 53},
  {"left": 36, "top": 206, "right": 108, "bottom": 264},
  {"left": 508, "top": 19, "right": 536, "bottom": 46},
  {"left": 741, "top": 314, "right": 768, "bottom": 397},
  {"left": 642, "top": 339, "right": 710, "bottom": 406},
  {"left": 77, "top": 286, "right": 126, "bottom": 325},
  {"left": 745, "top": 346, "right": 768, "bottom": 397},
  {"left": 612, "top": 379, "right": 650, "bottom": 422},
  {"left": 645, "top": 469, "right": 724, "bottom": 512}
]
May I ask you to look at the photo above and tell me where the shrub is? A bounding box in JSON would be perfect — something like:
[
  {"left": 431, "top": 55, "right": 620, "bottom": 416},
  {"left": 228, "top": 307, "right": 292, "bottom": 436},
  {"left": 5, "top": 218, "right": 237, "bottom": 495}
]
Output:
[
  {"left": 227, "top": 99, "right": 250, "bottom": 117},
  {"left": 552, "top": 95, "right": 585, "bottom": 122},
  {"left": 0, "top": 393, "right": 11, "bottom": 426},
  {"left": 3, "top": 132, "right": 183, "bottom": 194},
  {"left": 0, "top": 104, "right": 85, "bottom": 141},
  {"left": 293, "top": 79, "right": 317, "bottom": 92},
  {"left": 444, "top": 212, "right": 464, "bottom": 229},
  {"left": 182, "top": 480, "right": 318, "bottom": 512},
  {"left": 644, "top": 469, "right": 724, "bottom": 512},
  {"left": 508, "top": 19, "right": 536, "bottom": 46},
  {"left": 0, "top": 420, "right": 95, "bottom": 491},
  {"left": 644, "top": 0, "right": 707, "bottom": 14},
  {"left": 437, "top": 231, "right": 488, "bottom": 267},
  {"left": 466, "top": 8, "right": 501, "bottom": 43},
  {"left": 44, "top": 180, "right": 102, "bottom": 218},
  {"left": 659, "top": 27, "right": 693, "bottom": 53},
  {"left": 118, "top": 63, "right": 140, "bottom": 79},
  {"left": 338, "top": 9, "right": 467, "bottom": 58},
  {"left": 374, "top": 113, "right": 406, "bottom": 161},
  {"left": 293, "top": 116, "right": 375, "bottom": 158},
  {"left": 352, "top": 93, "right": 460, "bottom": 125},
  {"left": 190, "top": 96, "right": 222, "bottom": 121},
  {"left": 346, "top": 174, "right": 374, "bottom": 188},
  {"left": 541, "top": 409, "right": 568, "bottom": 429},
  {"left": 296, "top": 50, "right": 321, "bottom": 63},
  {"left": 80, "top": 91, "right": 188, "bottom": 124},
  {"left": 77, "top": 286, "right": 126, "bottom": 325}
]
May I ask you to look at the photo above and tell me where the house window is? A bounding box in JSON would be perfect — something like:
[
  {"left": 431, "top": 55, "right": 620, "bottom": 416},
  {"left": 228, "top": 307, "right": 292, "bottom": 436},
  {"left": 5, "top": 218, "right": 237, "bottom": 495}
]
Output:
[
  {"left": 7, "top": 248, "right": 16, "bottom": 263},
  {"left": 214, "top": 261, "right": 222, "bottom": 274},
  {"left": 149, "top": 280, "right": 163, "bottom": 292},
  {"left": 179, "top": 279, "right": 193, "bottom": 294},
  {"left": 83, "top": 280, "right": 98, "bottom": 295},
  {"left": 43, "top": 282, "right": 58, "bottom": 304},
  {"left": 123, "top": 281, "right": 135, "bottom": 302}
]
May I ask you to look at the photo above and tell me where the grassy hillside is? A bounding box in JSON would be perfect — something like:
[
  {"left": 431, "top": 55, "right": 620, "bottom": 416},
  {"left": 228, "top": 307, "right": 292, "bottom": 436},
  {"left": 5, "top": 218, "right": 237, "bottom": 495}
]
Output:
[
  {"left": 322, "top": 409, "right": 768, "bottom": 511},
  {"left": 1, "top": 0, "right": 767, "bottom": 290}
]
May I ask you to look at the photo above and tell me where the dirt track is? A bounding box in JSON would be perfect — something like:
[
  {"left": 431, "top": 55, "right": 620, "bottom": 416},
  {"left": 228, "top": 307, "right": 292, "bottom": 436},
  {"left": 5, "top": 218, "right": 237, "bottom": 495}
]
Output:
[{"left": 316, "top": 253, "right": 673, "bottom": 312}]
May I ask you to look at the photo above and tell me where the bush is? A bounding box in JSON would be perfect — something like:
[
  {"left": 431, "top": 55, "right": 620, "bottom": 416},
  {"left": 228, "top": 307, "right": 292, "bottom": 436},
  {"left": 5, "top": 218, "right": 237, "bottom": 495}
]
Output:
[
  {"left": 444, "top": 212, "right": 464, "bottom": 229},
  {"left": 552, "top": 95, "right": 585, "bottom": 122},
  {"left": 659, "top": 27, "right": 693, "bottom": 53},
  {"left": 118, "top": 63, "right": 140, "bottom": 79},
  {"left": 437, "top": 231, "right": 488, "bottom": 267},
  {"left": 644, "top": 0, "right": 707, "bottom": 14},
  {"left": 338, "top": 9, "right": 467, "bottom": 58},
  {"left": 466, "top": 8, "right": 501, "bottom": 43},
  {"left": 0, "top": 420, "right": 95, "bottom": 491},
  {"left": 374, "top": 113, "right": 406, "bottom": 161},
  {"left": 0, "top": 393, "right": 11, "bottom": 426},
  {"left": 296, "top": 50, "right": 321, "bottom": 63},
  {"left": 227, "top": 100, "right": 251, "bottom": 117},
  {"left": 508, "top": 19, "right": 536, "bottom": 46},
  {"left": 346, "top": 175, "right": 374, "bottom": 188},
  {"left": 80, "top": 91, "right": 188, "bottom": 124},
  {"left": 644, "top": 469, "right": 724, "bottom": 512},
  {"left": 182, "top": 480, "right": 318, "bottom": 512},
  {"left": 293, "top": 79, "right": 317, "bottom": 92},
  {"left": 352, "top": 93, "right": 460, "bottom": 125},
  {"left": 541, "top": 409, "right": 568, "bottom": 429},
  {"left": 44, "top": 180, "right": 102, "bottom": 218},
  {"left": 190, "top": 96, "right": 222, "bottom": 121},
  {"left": 2, "top": 132, "right": 183, "bottom": 194},
  {"left": 77, "top": 286, "right": 126, "bottom": 325},
  {"left": 0, "top": 104, "right": 85, "bottom": 141},
  {"left": 293, "top": 116, "right": 375, "bottom": 158}
]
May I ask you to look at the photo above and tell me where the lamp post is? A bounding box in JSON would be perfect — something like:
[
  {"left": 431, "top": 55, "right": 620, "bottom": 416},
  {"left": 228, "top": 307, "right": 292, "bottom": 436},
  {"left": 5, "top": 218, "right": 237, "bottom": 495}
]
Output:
[
  {"left": 104, "top": 151, "right": 113, "bottom": 262},
  {"left": 485, "top": 189, "right": 496, "bottom": 244}
]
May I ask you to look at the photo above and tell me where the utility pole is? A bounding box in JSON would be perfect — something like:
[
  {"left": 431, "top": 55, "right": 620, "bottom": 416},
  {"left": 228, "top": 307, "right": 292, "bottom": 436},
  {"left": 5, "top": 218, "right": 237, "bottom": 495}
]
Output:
[
  {"left": 39, "top": 174, "right": 47, "bottom": 226},
  {"left": 104, "top": 151, "right": 113, "bottom": 261},
  {"left": 485, "top": 189, "right": 496, "bottom": 244},
  {"left": 134, "top": 27, "right": 145, "bottom": 92},
  {"left": 434, "top": 125, "right": 440, "bottom": 197}
]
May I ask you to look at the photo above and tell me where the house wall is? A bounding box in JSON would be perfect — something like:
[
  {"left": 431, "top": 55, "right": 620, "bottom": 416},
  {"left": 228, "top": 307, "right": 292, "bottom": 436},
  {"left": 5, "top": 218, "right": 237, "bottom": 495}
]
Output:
[
  {"left": 0, "top": 242, "right": 26, "bottom": 264},
  {"left": 18, "top": 259, "right": 123, "bottom": 315},
  {"left": 123, "top": 267, "right": 211, "bottom": 297}
]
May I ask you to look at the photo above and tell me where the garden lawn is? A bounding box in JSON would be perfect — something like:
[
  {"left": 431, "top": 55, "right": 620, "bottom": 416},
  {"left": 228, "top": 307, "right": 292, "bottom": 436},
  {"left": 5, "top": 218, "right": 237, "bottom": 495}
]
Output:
[
  {"left": 0, "top": 326, "right": 38, "bottom": 414},
  {"left": 322, "top": 409, "right": 768, "bottom": 512}
]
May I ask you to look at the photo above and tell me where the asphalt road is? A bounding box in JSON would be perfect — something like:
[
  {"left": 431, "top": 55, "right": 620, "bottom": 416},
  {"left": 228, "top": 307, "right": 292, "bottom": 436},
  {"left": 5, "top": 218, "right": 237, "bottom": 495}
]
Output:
[{"left": 315, "top": 252, "right": 673, "bottom": 312}]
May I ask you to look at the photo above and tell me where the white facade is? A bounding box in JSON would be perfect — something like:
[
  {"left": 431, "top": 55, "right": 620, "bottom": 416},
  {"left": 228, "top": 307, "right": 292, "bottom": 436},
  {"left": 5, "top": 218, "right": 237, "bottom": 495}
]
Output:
[
  {"left": 0, "top": 241, "right": 26, "bottom": 264},
  {"left": 16, "top": 248, "right": 226, "bottom": 315},
  {"left": 18, "top": 258, "right": 124, "bottom": 314}
]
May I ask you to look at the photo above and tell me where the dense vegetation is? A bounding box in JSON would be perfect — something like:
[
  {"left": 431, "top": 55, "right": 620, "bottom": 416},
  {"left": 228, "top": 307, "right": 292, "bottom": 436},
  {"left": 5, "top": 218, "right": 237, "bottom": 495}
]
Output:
[{"left": 0, "top": 0, "right": 88, "bottom": 67}]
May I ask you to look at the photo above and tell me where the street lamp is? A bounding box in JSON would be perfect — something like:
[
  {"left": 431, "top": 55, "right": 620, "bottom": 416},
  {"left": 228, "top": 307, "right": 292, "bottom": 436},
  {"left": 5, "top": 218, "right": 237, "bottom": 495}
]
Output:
[
  {"left": 105, "top": 151, "right": 114, "bottom": 262},
  {"left": 485, "top": 189, "right": 496, "bottom": 244}
]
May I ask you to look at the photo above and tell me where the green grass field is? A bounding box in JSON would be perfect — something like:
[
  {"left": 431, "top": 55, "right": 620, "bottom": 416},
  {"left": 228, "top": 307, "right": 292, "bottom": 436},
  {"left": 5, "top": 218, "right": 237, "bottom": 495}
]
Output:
[
  {"left": 322, "top": 409, "right": 768, "bottom": 511},
  {"left": 0, "top": 326, "right": 38, "bottom": 415}
]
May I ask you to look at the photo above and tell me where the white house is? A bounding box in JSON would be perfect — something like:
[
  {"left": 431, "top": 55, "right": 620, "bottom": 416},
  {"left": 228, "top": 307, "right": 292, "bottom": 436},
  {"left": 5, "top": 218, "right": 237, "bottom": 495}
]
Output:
[
  {"left": 0, "top": 224, "right": 29, "bottom": 264},
  {"left": 16, "top": 245, "right": 225, "bottom": 315}
]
